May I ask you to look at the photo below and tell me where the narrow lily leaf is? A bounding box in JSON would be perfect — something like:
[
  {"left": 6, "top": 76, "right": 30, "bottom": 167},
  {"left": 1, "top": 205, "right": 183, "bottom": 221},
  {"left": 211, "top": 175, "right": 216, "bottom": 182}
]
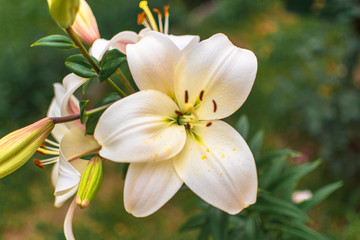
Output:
[
  {"left": 258, "top": 149, "right": 300, "bottom": 169},
  {"left": 298, "top": 181, "right": 343, "bottom": 211},
  {"left": 269, "top": 223, "right": 328, "bottom": 240},
  {"left": 270, "top": 160, "right": 321, "bottom": 192},
  {"left": 260, "top": 158, "right": 286, "bottom": 189},
  {"left": 236, "top": 115, "right": 249, "bottom": 140},
  {"left": 31, "top": 35, "right": 76, "bottom": 49},
  {"left": 79, "top": 100, "right": 89, "bottom": 124},
  {"left": 249, "top": 130, "right": 264, "bottom": 160},
  {"left": 209, "top": 207, "right": 229, "bottom": 240},
  {"left": 99, "top": 49, "right": 126, "bottom": 82},
  {"left": 252, "top": 193, "right": 309, "bottom": 221},
  {"left": 65, "top": 54, "right": 97, "bottom": 78},
  {"left": 179, "top": 213, "right": 207, "bottom": 232}
]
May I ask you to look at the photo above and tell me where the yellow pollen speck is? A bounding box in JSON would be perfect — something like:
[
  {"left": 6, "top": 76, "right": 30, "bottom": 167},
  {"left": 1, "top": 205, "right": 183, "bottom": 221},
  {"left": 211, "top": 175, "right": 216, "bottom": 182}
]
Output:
[
  {"left": 155, "top": 153, "right": 158, "bottom": 157},
  {"left": 206, "top": 149, "right": 210, "bottom": 152},
  {"left": 220, "top": 153, "right": 225, "bottom": 158},
  {"left": 220, "top": 173, "right": 223, "bottom": 176},
  {"left": 195, "top": 173, "right": 198, "bottom": 176},
  {"left": 181, "top": 130, "right": 184, "bottom": 133},
  {"left": 233, "top": 148, "right": 236, "bottom": 152},
  {"left": 201, "top": 156, "right": 207, "bottom": 160}
]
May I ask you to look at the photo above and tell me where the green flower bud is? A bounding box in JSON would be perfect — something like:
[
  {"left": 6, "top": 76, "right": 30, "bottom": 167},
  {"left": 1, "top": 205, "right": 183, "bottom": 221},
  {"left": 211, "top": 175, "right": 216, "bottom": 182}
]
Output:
[
  {"left": 0, "top": 118, "right": 55, "bottom": 178},
  {"left": 76, "top": 155, "right": 103, "bottom": 208},
  {"left": 48, "top": 0, "right": 80, "bottom": 28}
]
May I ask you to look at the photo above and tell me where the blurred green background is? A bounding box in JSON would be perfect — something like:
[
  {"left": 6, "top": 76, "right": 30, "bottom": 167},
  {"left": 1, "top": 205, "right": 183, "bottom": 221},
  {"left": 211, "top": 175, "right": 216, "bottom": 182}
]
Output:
[{"left": 0, "top": 0, "right": 360, "bottom": 239}]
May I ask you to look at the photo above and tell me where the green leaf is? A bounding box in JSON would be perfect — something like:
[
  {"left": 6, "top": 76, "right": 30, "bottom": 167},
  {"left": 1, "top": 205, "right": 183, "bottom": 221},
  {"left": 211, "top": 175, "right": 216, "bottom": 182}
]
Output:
[
  {"left": 236, "top": 115, "right": 249, "bottom": 140},
  {"left": 79, "top": 100, "right": 89, "bottom": 124},
  {"left": 269, "top": 223, "right": 328, "bottom": 240},
  {"left": 180, "top": 213, "right": 207, "bottom": 232},
  {"left": 249, "top": 130, "right": 264, "bottom": 160},
  {"left": 298, "top": 181, "right": 343, "bottom": 211},
  {"left": 65, "top": 54, "right": 97, "bottom": 78},
  {"left": 99, "top": 49, "right": 126, "bottom": 82},
  {"left": 260, "top": 158, "right": 286, "bottom": 189},
  {"left": 252, "top": 193, "right": 309, "bottom": 222},
  {"left": 209, "top": 207, "right": 229, "bottom": 240},
  {"left": 85, "top": 93, "right": 121, "bottom": 135},
  {"left": 31, "top": 35, "right": 76, "bottom": 49},
  {"left": 270, "top": 160, "right": 321, "bottom": 192},
  {"left": 258, "top": 149, "right": 300, "bottom": 168}
]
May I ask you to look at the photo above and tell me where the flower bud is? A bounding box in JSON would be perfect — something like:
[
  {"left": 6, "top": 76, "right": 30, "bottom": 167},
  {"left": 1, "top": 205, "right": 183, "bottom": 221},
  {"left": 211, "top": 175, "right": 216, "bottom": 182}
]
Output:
[
  {"left": 0, "top": 118, "right": 55, "bottom": 178},
  {"left": 47, "top": 0, "right": 80, "bottom": 28},
  {"left": 72, "top": 0, "right": 100, "bottom": 46},
  {"left": 76, "top": 155, "right": 103, "bottom": 208}
]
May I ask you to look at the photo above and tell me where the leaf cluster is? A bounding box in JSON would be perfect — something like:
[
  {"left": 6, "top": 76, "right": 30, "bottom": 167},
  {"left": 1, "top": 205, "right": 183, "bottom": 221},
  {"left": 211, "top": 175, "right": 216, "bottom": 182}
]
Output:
[{"left": 180, "top": 116, "right": 342, "bottom": 240}]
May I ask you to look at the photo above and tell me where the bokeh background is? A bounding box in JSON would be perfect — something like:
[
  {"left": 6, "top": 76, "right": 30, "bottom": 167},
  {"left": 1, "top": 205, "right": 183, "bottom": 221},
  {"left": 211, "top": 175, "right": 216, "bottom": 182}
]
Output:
[{"left": 0, "top": 0, "right": 360, "bottom": 239}]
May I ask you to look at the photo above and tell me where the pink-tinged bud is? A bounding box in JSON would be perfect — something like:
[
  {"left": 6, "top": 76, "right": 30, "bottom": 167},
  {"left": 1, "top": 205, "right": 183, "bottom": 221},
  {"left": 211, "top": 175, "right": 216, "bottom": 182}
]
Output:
[
  {"left": 0, "top": 118, "right": 55, "bottom": 178},
  {"left": 72, "top": 0, "right": 100, "bottom": 46}
]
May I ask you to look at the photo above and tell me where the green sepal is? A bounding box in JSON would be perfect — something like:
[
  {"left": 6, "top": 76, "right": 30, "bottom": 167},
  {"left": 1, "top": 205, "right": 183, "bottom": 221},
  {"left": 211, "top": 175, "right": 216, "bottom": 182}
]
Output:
[
  {"left": 31, "top": 35, "right": 76, "bottom": 49},
  {"left": 65, "top": 54, "right": 97, "bottom": 78},
  {"left": 99, "top": 49, "right": 126, "bottom": 82},
  {"left": 79, "top": 100, "right": 89, "bottom": 124}
]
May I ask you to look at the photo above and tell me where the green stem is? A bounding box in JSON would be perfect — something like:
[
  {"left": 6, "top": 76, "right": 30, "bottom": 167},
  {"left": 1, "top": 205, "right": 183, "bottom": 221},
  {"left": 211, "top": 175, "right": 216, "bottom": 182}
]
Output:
[
  {"left": 115, "top": 68, "right": 135, "bottom": 93},
  {"left": 87, "top": 103, "right": 112, "bottom": 116},
  {"left": 66, "top": 27, "right": 127, "bottom": 97}
]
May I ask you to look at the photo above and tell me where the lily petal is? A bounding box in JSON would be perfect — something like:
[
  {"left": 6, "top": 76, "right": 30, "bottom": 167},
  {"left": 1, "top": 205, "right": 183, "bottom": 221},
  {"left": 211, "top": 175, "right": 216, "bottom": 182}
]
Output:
[
  {"left": 95, "top": 90, "right": 186, "bottom": 163},
  {"left": 108, "top": 31, "right": 140, "bottom": 54},
  {"left": 174, "top": 33, "right": 257, "bottom": 120},
  {"left": 89, "top": 38, "right": 110, "bottom": 60},
  {"left": 54, "top": 129, "right": 99, "bottom": 196},
  {"left": 173, "top": 120, "right": 257, "bottom": 214},
  {"left": 124, "top": 160, "right": 183, "bottom": 217},
  {"left": 127, "top": 31, "right": 181, "bottom": 98},
  {"left": 167, "top": 34, "right": 200, "bottom": 51},
  {"left": 47, "top": 83, "right": 70, "bottom": 142},
  {"left": 64, "top": 198, "right": 77, "bottom": 240}
]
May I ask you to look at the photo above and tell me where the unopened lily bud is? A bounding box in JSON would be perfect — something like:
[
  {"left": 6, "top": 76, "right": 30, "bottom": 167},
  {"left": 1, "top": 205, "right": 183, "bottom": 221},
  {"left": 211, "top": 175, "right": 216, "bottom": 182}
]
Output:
[
  {"left": 72, "top": 0, "right": 100, "bottom": 46},
  {"left": 76, "top": 155, "right": 103, "bottom": 208},
  {"left": 47, "top": 0, "right": 80, "bottom": 28},
  {"left": 0, "top": 118, "right": 55, "bottom": 178}
]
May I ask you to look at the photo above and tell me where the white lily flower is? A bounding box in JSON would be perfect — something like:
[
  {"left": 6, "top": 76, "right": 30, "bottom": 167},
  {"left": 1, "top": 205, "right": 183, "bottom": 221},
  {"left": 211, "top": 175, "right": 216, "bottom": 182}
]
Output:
[
  {"left": 94, "top": 31, "right": 258, "bottom": 217},
  {"left": 43, "top": 74, "right": 100, "bottom": 208}
]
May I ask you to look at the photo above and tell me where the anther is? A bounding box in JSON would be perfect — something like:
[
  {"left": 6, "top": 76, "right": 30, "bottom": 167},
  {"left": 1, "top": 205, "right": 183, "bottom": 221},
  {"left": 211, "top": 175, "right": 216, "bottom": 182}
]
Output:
[
  {"left": 212, "top": 100, "right": 217, "bottom": 112},
  {"left": 206, "top": 122, "right": 212, "bottom": 127},
  {"left": 186, "top": 123, "right": 191, "bottom": 130},
  {"left": 199, "top": 90, "right": 204, "bottom": 101},
  {"left": 33, "top": 159, "right": 45, "bottom": 169},
  {"left": 175, "top": 110, "right": 184, "bottom": 116},
  {"left": 137, "top": 12, "right": 145, "bottom": 25},
  {"left": 185, "top": 90, "right": 189, "bottom": 104}
]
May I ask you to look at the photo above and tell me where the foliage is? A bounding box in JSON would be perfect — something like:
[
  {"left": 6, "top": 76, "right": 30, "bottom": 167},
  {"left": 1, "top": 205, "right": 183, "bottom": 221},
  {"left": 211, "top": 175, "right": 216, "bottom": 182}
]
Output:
[{"left": 180, "top": 116, "right": 342, "bottom": 240}]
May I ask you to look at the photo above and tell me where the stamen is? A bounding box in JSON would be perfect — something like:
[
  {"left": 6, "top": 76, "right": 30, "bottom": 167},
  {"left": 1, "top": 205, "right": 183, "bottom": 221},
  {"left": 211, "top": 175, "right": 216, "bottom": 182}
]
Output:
[
  {"left": 153, "top": 8, "right": 163, "bottom": 33},
  {"left": 137, "top": 12, "right": 151, "bottom": 29},
  {"left": 212, "top": 100, "right": 217, "bottom": 112},
  {"left": 164, "top": 5, "right": 170, "bottom": 34},
  {"left": 33, "top": 159, "right": 44, "bottom": 169},
  {"left": 186, "top": 123, "right": 191, "bottom": 130},
  {"left": 33, "top": 156, "right": 58, "bottom": 169},
  {"left": 185, "top": 90, "right": 189, "bottom": 104},
  {"left": 206, "top": 122, "right": 212, "bottom": 127},
  {"left": 139, "top": 1, "right": 159, "bottom": 31},
  {"left": 37, "top": 147, "right": 59, "bottom": 156},
  {"left": 175, "top": 110, "right": 184, "bottom": 116},
  {"left": 45, "top": 138, "right": 60, "bottom": 147},
  {"left": 199, "top": 90, "right": 204, "bottom": 101}
]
